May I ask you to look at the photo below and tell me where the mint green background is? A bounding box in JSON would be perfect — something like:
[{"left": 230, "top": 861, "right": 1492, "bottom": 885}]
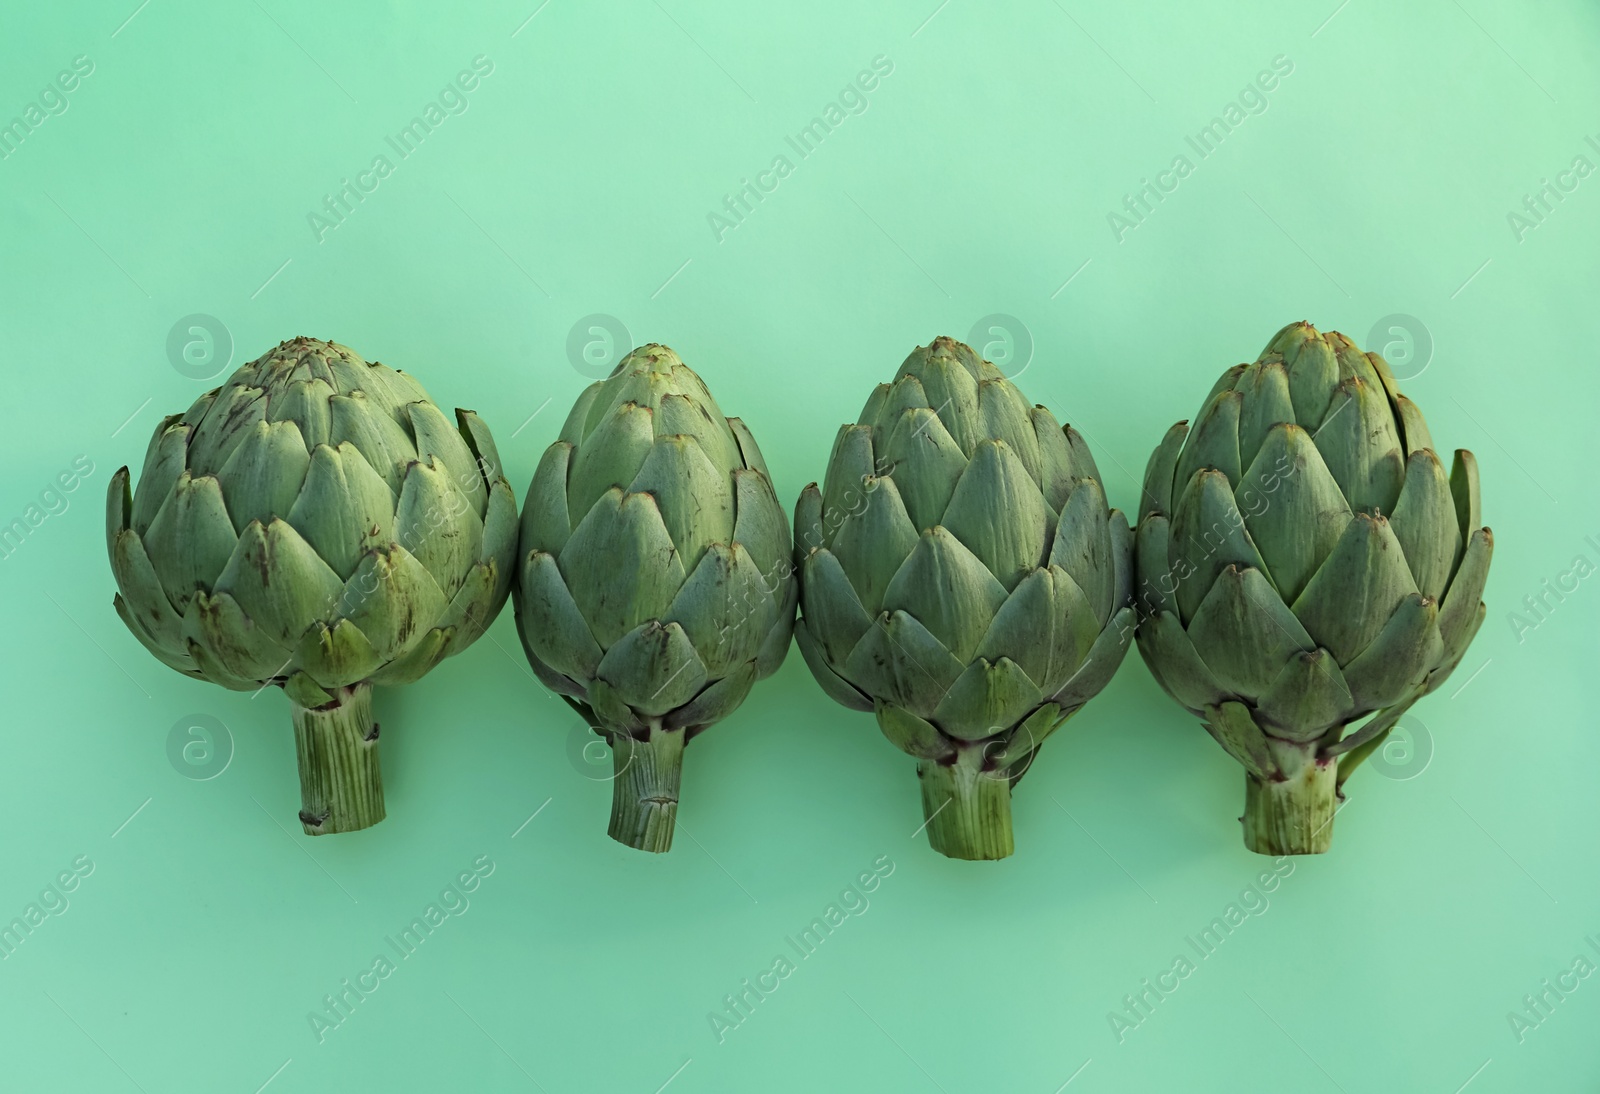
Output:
[{"left": 2, "top": 1, "right": 1597, "bottom": 1091}]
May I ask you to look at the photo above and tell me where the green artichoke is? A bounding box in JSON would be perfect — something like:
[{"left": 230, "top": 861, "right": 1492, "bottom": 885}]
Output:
[
  {"left": 107, "top": 337, "right": 518, "bottom": 834},
  {"left": 794, "top": 336, "right": 1135, "bottom": 860},
  {"left": 514, "top": 344, "right": 796, "bottom": 853},
  {"left": 1135, "top": 321, "right": 1491, "bottom": 854}
]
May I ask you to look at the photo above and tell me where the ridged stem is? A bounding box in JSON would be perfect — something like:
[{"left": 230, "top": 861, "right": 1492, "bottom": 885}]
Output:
[
  {"left": 1242, "top": 760, "right": 1337, "bottom": 855},
  {"left": 290, "top": 682, "right": 385, "bottom": 836},
  {"left": 915, "top": 751, "right": 1013, "bottom": 860},
  {"left": 607, "top": 721, "right": 683, "bottom": 853}
]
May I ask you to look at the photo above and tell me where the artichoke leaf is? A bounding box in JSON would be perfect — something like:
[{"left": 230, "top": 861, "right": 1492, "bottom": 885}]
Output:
[
  {"left": 214, "top": 519, "right": 344, "bottom": 646},
  {"left": 558, "top": 489, "right": 685, "bottom": 648},
  {"left": 266, "top": 378, "right": 335, "bottom": 455},
  {"left": 1449, "top": 448, "right": 1482, "bottom": 542},
  {"left": 1235, "top": 361, "right": 1296, "bottom": 474},
  {"left": 456, "top": 408, "right": 506, "bottom": 488},
  {"left": 1387, "top": 450, "right": 1460, "bottom": 603},
  {"left": 931, "top": 657, "right": 1044, "bottom": 741},
  {"left": 407, "top": 401, "right": 485, "bottom": 516},
  {"left": 909, "top": 345, "right": 982, "bottom": 455},
  {"left": 520, "top": 441, "right": 574, "bottom": 556},
  {"left": 519, "top": 550, "right": 604, "bottom": 681},
  {"left": 1203, "top": 701, "right": 1278, "bottom": 781},
  {"left": 566, "top": 401, "right": 655, "bottom": 524},
  {"left": 1290, "top": 513, "right": 1419, "bottom": 665},
  {"left": 820, "top": 424, "right": 877, "bottom": 529},
  {"left": 664, "top": 543, "right": 775, "bottom": 678},
  {"left": 1175, "top": 389, "right": 1243, "bottom": 490},
  {"left": 113, "top": 593, "right": 199, "bottom": 676},
  {"left": 1393, "top": 394, "right": 1435, "bottom": 458},
  {"left": 974, "top": 567, "right": 1057, "bottom": 689},
  {"left": 396, "top": 456, "right": 483, "bottom": 599},
  {"left": 184, "top": 589, "right": 296, "bottom": 682},
  {"left": 1168, "top": 468, "right": 1273, "bottom": 624},
  {"left": 337, "top": 545, "right": 449, "bottom": 662},
  {"left": 940, "top": 439, "right": 1050, "bottom": 592},
  {"left": 131, "top": 419, "right": 192, "bottom": 535},
  {"left": 1340, "top": 593, "right": 1443, "bottom": 711},
  {"left": 754, "top": 574, "right": 797, "bottom": 677},
  {"left": 1238, "top": 423, "right": 1351, "bottom": 606},
  {"left": 1186, "top": 564, "right": 1315, "bottom": 698},
  {"left": 978, "top": 378, "right": 1042, "bottom": 486},
  {"left": 328, "top": 392, "right": 415, "bottom": 493},
  {"left": 217, "top": 420, "right": 311, "bottom": 534},
  {"left": 731, "top": 468, "right": 790, "bottom": 585},
  {"left": 1134, "top": 513, "right": 1175, "bottom": 619},
  {"left": 800, "top": 548, "right": 874, "bottom": 667},
  {"left": 1253, "top": 649, "right": 1354, "bottom": 742},
  {"left": 875, "top": 703, "right": 956, "bottom": 761},
  {"left": 286, "top": 443, "right": 395, "bottom": 581},
  {"left": 1139, "top": 611, "right": 1225, "bottom": 712},
  {"left": 143, "top": 472, "right": 239, "bottom": 615},
  {"left": 594, "top": 621, "right": 709, "bottom": 717},
  {"left": 369, "top": 627, "right": 452, "bottom": 687},
  {"left": 795, "top": 620, "right": 873, "bottom": 712},
  {"left": 880, "top": 527, "right": 1008, "bottom": 664},
  {"left": 297, "top": 617, "right": 384, "bottom": 689},
  {"left": 1049, "top": 605, "right": 1135, "bottom": 713},
  {"left": 726, "top": 416, "right": 771, "bottom": 478},
  {"left": 1438, "top": 527, "right": 1492, "bottom": 661},
  {"left": 1314, "top": 376, "right": 1404, "bottom": 516},
  {"left": 831, "top": 474, "right": 920, "bottom": 618},
  {"left": 1047, "top": 478, "right": 1113, "bottom": 624},
  {"left": 879, "top": 407, "right": 966, "bottom": 534},
  {"left": 657, "top": 393, "right": 742, "bottom": 474},
  {"left": 1138, "top": 420, "right": 1189, "bottom": 522},
  {"left": 842, "top": 610, "right": 966, "bottom": 718},
  {"left": 110, "top": 526, "right": 184, "bottom": 652},
  {"left": 665, "top": 662, "right": 757, "bottom": 730},
  {"left": 1267, "top": 323, "right": 1338, "bottom": 429}
]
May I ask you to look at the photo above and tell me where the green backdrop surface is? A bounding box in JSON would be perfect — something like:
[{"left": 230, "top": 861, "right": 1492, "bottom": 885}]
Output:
[{"left": 1, "top": 1, "right": 1596, "bottom": 1091}]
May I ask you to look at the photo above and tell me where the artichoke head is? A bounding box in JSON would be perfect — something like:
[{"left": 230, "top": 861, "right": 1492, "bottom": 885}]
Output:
[
  {"left": 514, "top": 344, "right": 797, "bottom": 851},
  {"left": 1134, "top": 321, "right": 1492, "bottom": 853},
  {"left": 794, "top": 336, "right": 1135, "bottom": 859},
  {"left": 107, "top": 337, "right": 518, "bottom": 833}
]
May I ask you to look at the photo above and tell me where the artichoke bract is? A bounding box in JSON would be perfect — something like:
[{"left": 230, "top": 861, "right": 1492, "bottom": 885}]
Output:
[
  {"left": 794, "top": 336, "right": 1135, "bottom": 860},
  {"left": 1135, "top": 321, "right": 1492, "bottom": 855},
  {"left": 514, "top": 344, "right": 796, "bottom": 853},
  {"left": 107, "top": 337, "right": 518, "bottom": 834}
]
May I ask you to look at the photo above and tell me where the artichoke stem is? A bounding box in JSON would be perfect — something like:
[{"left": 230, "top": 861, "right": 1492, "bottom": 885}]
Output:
[
  {"left": 916, "top": 752, "right": 1014, "bottom": 861},
  {"left": 290, "top": 682, "right": 385, "bottom": 836},
  {"left": 608, "top": 721, "right": 684, "bottom": 853},
  {"left": 1242, "top": 760, "right": 1338, "bottom": 855}
]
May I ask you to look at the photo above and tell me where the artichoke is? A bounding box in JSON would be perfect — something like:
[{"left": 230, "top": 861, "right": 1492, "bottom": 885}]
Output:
[
  {"left": 514, "top": 344, "right": 796, "bottom": 853},
  {"left": 794, "top": 336, "right": 1135, "bottom": 860},
  {"left": 1134, "top": 322, "right": 1491, "bottom": 854},
  {"left": 107, "top": 337, "right": 518, "bottom": 834}
]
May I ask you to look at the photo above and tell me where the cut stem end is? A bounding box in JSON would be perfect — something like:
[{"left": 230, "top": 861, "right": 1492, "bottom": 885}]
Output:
[
  {"left": 916, "top": 753, "right": 1014, "bottom": 861},
  {"left": 291, "top": 682, "right": 385, "bottom": 836},
  {"left": 1242, "top": 760, "right": 1338, "bottom": 855},
  {"left": 607, "top": 722, "right": 684, "bottom": 854}
]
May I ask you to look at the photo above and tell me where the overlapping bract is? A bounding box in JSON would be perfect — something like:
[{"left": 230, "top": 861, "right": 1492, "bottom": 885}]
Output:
[
  {"left": 794, "top": 336, "right": 1135, "bottom": 775},
  {"left": 1135, "top": 322, "right": 1491, "bottom": 781},
  {"left": 106, "top": 338, "right": 518, "bottom": 707},
  {"left": 514, "top": 344, "right": 796, "bottom": 735}
]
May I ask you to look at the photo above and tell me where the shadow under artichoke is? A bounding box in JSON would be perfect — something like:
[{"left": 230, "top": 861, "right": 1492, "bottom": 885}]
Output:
[
  {"left": 1134, "top": 321, "right": 1492, "bottom": 854},
  {"left": 107, "top": 338, "right": 518, "bottom": 834}
]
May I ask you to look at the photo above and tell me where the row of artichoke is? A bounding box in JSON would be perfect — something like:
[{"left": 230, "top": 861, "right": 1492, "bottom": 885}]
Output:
[{"left": 106, "top": 326, "right": 1490, "bottom": 859}]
